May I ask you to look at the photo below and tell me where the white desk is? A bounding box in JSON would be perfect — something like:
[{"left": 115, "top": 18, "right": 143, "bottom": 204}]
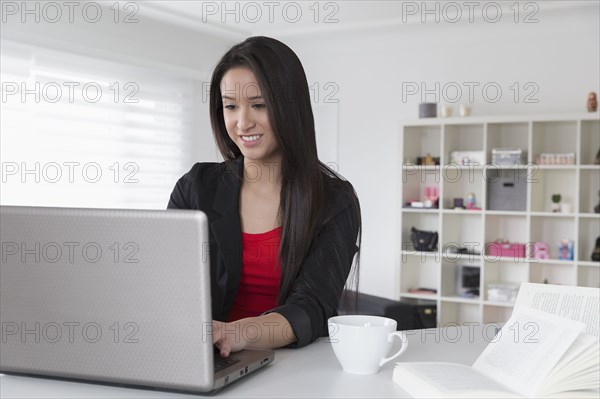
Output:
[{"left": 1, "top": 324, "right": 497, "bottom": 398}]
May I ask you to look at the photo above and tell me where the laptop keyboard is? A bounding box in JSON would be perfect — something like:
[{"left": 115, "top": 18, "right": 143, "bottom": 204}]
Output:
[{"left": 213, "top": 355, "right": 241, "bottom": 372}]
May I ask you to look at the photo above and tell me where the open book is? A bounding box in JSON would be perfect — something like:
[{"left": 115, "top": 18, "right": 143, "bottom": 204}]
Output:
[{"left": 393, "top": 284, "right": 600, "bottom": 398}]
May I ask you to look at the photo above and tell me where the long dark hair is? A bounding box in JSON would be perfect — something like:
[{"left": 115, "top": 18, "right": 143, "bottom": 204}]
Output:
[{"left": 209, "top": 36, "right": 361, "bottom": 309}]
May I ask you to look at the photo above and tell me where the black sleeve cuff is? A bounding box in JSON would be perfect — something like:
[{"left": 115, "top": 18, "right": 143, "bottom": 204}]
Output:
[{"left": 264, "top": 303, "right": 313, "bottom": 348}]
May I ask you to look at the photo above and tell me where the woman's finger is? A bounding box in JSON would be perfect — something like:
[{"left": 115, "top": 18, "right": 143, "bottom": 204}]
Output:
[
  {"left": 212, "top": 320, "right": 221, "bottom": 345},
  {"left": 219, "top": 341, "right": 230, "bottom": 358}
]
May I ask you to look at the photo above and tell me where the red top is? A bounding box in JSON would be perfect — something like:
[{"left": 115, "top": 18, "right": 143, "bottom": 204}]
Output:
[{"left": 227, "top": 226, "right": 282, "bottom": 322}]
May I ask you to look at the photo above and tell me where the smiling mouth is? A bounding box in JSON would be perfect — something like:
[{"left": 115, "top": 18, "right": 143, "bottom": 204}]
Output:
[{"left": 240, "top": 135, "right": 263, "bottom": 142}]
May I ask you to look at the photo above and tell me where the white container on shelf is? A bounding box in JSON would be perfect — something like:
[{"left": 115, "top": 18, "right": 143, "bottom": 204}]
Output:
[{"left": 487, "top": 283, "right": 518, "bottom": 303}]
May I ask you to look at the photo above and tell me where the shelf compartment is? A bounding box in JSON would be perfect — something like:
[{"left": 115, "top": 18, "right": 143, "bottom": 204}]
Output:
[
  {"left": 530, "top": 169, "right": 577, "bottom": 213},
  {"left": 483, "top": 260, "right": 527, "bottom": 303},
  {"left": 441, "top": 165, "right": 483, "bottom": 210},
  {"left": 530, "top": 216, "right": 576, "bottom": 260},
  {"left": 580, "top": 120, "right": 600, "bottom": 165},
  {"left": 485, "top": 168, "right": 528, "bottom": 212},
  {"left": 441, "top": 261, "right": 481, "bottom": 300},
  {"left": 443, "top": 124, "right": 485, "bottom": 165},
  {"left": 578, "top": 218, "right": 600, "bottom": 262},
  {"left": 399, "top": 256, "right": 438, "bottom": 296},
  {"left": 577, "top": 267, "right": 599, "bottom": 288},
  {"left": 486, "top": 122, "right": 529, "bottom": 164},
  {"left": 529, "top": 262, "right": 577, "bottom": 286},
  {"left": 579, "top": 169, "right": 600, "bottom": 214},
  {"left": 403, "top": 126, "right": 441, "bottom": 165},
  {"left": 439, "top": 301, "right": 480, "bottom": 326},
  {"left": 531, "top": 120, "right": 578, "bottom": 162},
  {"left": 402, "top": 168, "right": 440, "bottom": 208},
  {"left": 441, "top": 213, "right": 483, "bottom": 255},
  {"left": 485, "top": 214, "right": 528, "bottom": 247},
  {"left": 401, "top": 212, "right": 439, "bottom": 253}
]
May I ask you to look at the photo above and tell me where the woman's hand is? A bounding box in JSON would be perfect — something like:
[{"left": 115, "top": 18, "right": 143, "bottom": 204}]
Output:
[
  {"left": 212, "top": 313, "right": 297, "bottom": 357},
  {"left": 212, "top": 320, "right": 247, "bottom": 357}
]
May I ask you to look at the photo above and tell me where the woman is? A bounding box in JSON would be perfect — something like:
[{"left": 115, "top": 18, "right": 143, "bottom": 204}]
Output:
[{"left": 168, "top": 36, "right": 361, "bottom": 357}]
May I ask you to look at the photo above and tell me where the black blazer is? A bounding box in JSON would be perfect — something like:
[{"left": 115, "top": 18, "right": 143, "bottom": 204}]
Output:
[{"left": 167, "top": 156, "right": 360, "bottom": 348}]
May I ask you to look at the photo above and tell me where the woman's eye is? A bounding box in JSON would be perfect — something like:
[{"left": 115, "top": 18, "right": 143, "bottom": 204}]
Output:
[
  {"left": 253, "top": 103, "right": 266, "bottom": 109},
  {"left": 224, "top": 104, "right": 235, "bottom": 110}
]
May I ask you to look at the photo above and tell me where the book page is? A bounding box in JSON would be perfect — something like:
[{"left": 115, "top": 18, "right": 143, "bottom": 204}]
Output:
[
  {"left": 514, "top": 283, "right": 600, "bottom": 337},
  {"left": 393, "top": 362, "right": 520, "bottom": 398},
  {"left": 473, "top": 307, "right": 584, "bottom": 398},
  {"left": 544, "top": 335, "right": 597, "bottom": 384}
]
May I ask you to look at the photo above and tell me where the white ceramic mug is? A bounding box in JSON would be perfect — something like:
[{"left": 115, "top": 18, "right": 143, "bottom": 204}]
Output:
[
  {"left": 440, "top": 105, "right": 453, "bottom": 117},
  {"left": 459, "top": 104, "right": 471, "bottom": 117},
  {"left": 328, "top": 315, "right": 408, "bottom": 375}
]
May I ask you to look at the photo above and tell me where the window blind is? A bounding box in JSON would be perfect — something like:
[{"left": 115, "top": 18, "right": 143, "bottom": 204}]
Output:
[{"left": 1, "top": 39, "right": 201, "bottom": 209}]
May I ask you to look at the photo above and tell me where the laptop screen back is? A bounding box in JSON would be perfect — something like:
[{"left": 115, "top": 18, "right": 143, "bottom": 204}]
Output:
[{"left": 0, "top": 206, "right": 215, "bottom": 392}]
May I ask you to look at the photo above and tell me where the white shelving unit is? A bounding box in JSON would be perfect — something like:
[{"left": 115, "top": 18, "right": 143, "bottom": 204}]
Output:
[{"left": 398, "top": 112, "right": 600, "bottom": 326}]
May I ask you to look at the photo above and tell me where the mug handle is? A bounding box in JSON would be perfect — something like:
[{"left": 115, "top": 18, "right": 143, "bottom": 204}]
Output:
[{"left": 378, "top": 331, "right": 408, "bottom": 367}]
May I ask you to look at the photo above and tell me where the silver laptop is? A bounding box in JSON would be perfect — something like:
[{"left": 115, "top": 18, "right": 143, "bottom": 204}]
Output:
[{"left": 0, "top": 205, "right": 274, "bottom": 393}]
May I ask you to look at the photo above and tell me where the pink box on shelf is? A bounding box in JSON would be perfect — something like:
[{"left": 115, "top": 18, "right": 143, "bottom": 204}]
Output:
[
  {"left": 530, "top": 242, "right": 550, "bottom": 259},
  {"left": 486, "top": 242, "right": 526, "bottom": 259}
]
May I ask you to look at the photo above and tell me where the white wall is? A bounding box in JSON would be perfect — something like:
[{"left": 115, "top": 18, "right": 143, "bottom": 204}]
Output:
[{"left": 280, "top": 4, "right": 599, "bottom": 299}]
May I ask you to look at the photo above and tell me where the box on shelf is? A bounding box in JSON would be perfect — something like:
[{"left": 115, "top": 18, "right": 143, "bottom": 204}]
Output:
[
  {"left": 491, "top": 148, "right": 526, "bottom": 166},
  {"left": 558, "top": 240, "right": 574, "bottom": 261},
  {"left": 456, "top": 265, "right": 480, "bottom": 298},
  {"left": 486, "top": 241, "right": 526, "bottom": 259},
  {"left": 487, "top": 283, "right": 518, "bottom": 303},
  {"left": 530, "top": 242, "right": 550, "bottom": 259},
  {"left": 449, "top": 151, "right": 485, "bottom": 166},
  {"left": 536, "top": 153, "right": 576, "bottom": 165},
  {"left": 487, "top": 169, "right": 527, "bottom": 211}
]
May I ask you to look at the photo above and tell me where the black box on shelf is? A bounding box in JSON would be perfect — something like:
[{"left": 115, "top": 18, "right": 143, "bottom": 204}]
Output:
[
  {"left": 487, "top": 169, "right": 527, "bottom": 211},
  {"left": 338, "top": 292, "right": 437, "bottom": 330}
]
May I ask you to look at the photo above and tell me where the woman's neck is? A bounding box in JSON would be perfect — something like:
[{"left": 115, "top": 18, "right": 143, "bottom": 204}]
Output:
[{"left": 242, "top": 157, "right": 282, "bottom": 188}]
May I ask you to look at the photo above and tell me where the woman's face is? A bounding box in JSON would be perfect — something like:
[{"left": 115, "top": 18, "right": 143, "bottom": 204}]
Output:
[{"left": 221, "top": 67, "right": 281, "bottom": 165}]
